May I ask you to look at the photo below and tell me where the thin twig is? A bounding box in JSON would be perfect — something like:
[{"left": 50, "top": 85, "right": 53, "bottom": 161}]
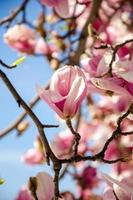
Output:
[
  {"left": 66, "top": 119, "right": 81, "bottom": 156},
  {"left": 0, "top": 0, "right": 29, "bottom": 26},
  {"left": 0, "top": 59, "right": 16, "bottom": 69},
  {"left": 61, "top": 103, "right": 133, "bottom": 164}
]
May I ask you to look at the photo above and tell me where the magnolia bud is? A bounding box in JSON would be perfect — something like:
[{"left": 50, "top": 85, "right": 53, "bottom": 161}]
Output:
[{"left": 17, "top": 121, "right": 29, "bottom": 134}]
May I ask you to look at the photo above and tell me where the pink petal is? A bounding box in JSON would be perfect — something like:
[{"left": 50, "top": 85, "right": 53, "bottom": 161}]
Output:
[
  {"left": 97, "top": 51, "right": 113, "bottom": 76},
  {"left": 64, "top": 77, "right": 86, "bottom": 117},
  {"left": 91, "top": 77, "right": 132, "bottom": 98},
  {"left": 37, "top": 85, "right": 64, "bottom": 118},
  {"left": 102, "top": 173, "right": 133, "bottom": 199},
  {"left": 55, "top": 0, "right": 69, "bottom": 18},
  {"left": 103, "top": 187, "right": 116, "bottom": 200},
  {"left": 36, "top": 172, "right": 54, "bottom": 200}
]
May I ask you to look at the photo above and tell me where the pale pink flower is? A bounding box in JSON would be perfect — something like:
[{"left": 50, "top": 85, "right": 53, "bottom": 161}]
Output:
[
  {"left": 16, "top": 186, "right": 33, "bottom": 200},
  {"left": 51, "top": 129, "right": 88, "bottom": 159},
  {"left": 91, "top": 76, "right": 133, "bottom": 108},
  {"left": 40, "top": 0, "right": 69, "bottom": 18},
  {"left": 102, "top": 172, "right": 133, "bottom": 200},
  {"left": 91, "top": 122, "right": 114, "bottom": 153},
  {"left": 37, "top": 65, "right": 87, "bottom": 119},
  {"left": 40, "top": 0, "right": 89, "bottom": 19},
  {"left": 21, "top": 148, "right": 45, "bottom": 165},
  {"left": 104, "top": 141, "right": 119, "bottom": 160},
  {"left": 84, "top": 51, "right": 133, "bottom": 109},
  {"left": 36, "top": 172, "right": 54, "bottom": 200},
  {"left": 35, "top": 38, "right": 58, "bottom": 55},
  {"left": 4, "top": 24, "right": 36, "bottom": 54},
  {"left": 21, "top": 136, "right": 45, "bottom": 165},
  {"left": 51, "top": 130, "right": 73, "bottom": 159},
  {"left": 114, "top": 57, "right": 133, "bottom": 83}
]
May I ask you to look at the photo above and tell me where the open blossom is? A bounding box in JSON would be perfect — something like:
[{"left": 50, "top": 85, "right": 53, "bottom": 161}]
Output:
[
  {"left": 40, "top": 0, "right": 69, "bottom": 18},
  {"left": 37, "top": 65, "right": 87, "bottom": 119},
  {"left": 83, "top": 51, "right": 133, "bottom": 110},
  {"left": 102, "top": 172, "right": 133, "bottom": 200},
  {"left": 40, "top": 0, "right": 89, "bottom": 19},
  {"left": 4, "top": 24, "right": 36, "bottom": 54}
]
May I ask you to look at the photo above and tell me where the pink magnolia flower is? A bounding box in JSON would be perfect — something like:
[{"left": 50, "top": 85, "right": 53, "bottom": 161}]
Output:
[
  {"left": 36, "top": 172, "right": 75, "bottom": 200},
  {"left": 104, "top": 141, "right": 120, "bottom": 160},
  {"left": 21, "top": 137, "right": 45, "bottom": 165},
  {"left": 36, "top": 172, "right": 54, "bottom": 200},
  {"left": 51, "top": 130, "right": 73, "bottom": 159},
  {"left": 16, "top": 186, "right": 33, "bottom": 200},
  {"left": 79, "top": 166, "right": 98, "bottom": 189},
  {"left": 51, "top": 129, "right": 87, "bottom": 159},
  {"left": 76, "top": 166, "right": 99, "bottom": 200},
  {"left": 40, "top": 0, "right": 69, "bottom": 18},
  {"left": 21, "top": 148, "right": 45, "bottom": 165},
  {"left": 4, "top": 24, "right": 36, "bottom": 54},
  {"left": 91, "top": 76, "right": 133, "bottom": 109},
  {"left": 35, "top": 38, "right": 58, "bottom": 55},
  {"left": 83, "top": 51, "right": 133, "bottom": 110},
  {"left": 37, "top": 65, "right": 87, "bottom": 119},
  {"left": 102, "top": 172, "right": 133, "bottom": 200},
  {"left": 114, "top": 57, "right": 133, "bottom": 83}
]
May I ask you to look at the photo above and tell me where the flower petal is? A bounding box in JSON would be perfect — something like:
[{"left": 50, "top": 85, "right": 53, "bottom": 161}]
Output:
[
  {"left": 36, "top": 172, "right": 54, "bottom": 200},
  {"left": 37, "top": 85, "right": 64, "bottom": 118}
]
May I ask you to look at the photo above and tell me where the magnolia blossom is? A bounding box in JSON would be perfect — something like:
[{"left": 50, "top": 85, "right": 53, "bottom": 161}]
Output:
[
  {"left": 36, "top": 172, "right": 54, "bottom": 200},
  {"left": 37, "top": 65, "right": 87, "bottom": 119},
  {"left": 40, "top": 0, "right": 88, "bottom": 19},
  {"left": 83, "top": 51, "right": 133, "bottom": 110},
  {"left": 51, "top": 129, "right": 87, "bottom": 159},
  {"left": 36, "top": 172, "right": 75, "bottom": 200},
  {"left": 21, "top": 148, "right": 45, "bottom": 165},
  {"left": 16, "top": 186, "right": 33, "bottom": 200},
  {"left": 91, "top": 76, "right": 133, "bottom": 110},
  {"left": 40, "top": 0, "right": 69, "bottom": 18},
  {"left": 76, "top": 166, "right": 99, "bottom": 200},
  {"left": 51, "top": 130, "right": 73, "bottom": 159},
  {"left": 102, "top": 172, "right": 133, "bottom": 200},
  {"left": 4, "top": 24, "right": 36, "bottom": 54},
  {"left": 78, "top": 166, "right": 98, "bottom": 189},
  {"left": 21, "top": 137, "right": 45, "bottom": 165},
  {"left": 35, "top": 38, "right": 58, "bottom": 55}
]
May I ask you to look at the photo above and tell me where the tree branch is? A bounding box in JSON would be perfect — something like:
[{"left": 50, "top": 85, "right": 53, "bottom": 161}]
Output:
[
  {"left": 61, "top": 103, "right": 133, "bottom": 164},
  {"left": 0, "top": 0, "right": 29, "bottom": 26},
  {"left": 0, "top": 68, "right": 62, "bottom": 199}
]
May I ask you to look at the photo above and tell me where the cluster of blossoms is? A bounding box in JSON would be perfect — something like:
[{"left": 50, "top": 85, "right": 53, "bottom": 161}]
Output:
[
  {"left": 4, "top": 24, "right": 58, "bottom": 56},
  {"left": 19, "top": 59, "right": 133, "bottom": 199},
  {"left": 1, "top": 0, "right": 133, "bottom": 200}
]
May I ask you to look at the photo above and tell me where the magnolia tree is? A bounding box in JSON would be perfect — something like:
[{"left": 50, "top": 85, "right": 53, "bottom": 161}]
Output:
[{"left": 0, "top": 0, "right": 133, "bottom": 199}]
